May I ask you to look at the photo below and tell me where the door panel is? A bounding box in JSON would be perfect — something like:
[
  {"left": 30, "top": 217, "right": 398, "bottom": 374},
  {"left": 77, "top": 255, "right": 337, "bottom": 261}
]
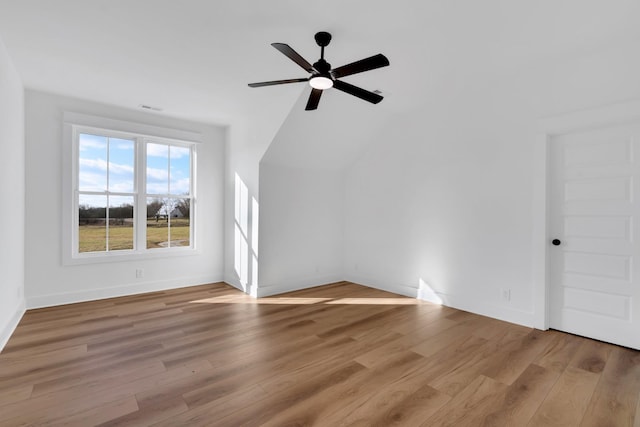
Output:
[
  {"left": 564, "top": 215, "right": 631, "bottom": 240},
  {"left": 549, "top": 124, "right": 640, "bottom": 349}
]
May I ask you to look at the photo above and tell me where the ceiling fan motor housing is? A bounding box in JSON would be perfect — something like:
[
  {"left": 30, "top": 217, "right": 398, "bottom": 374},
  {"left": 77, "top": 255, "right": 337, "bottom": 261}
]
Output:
[{"left": 313, "top": 59, "right": 331, "bottom": 75}]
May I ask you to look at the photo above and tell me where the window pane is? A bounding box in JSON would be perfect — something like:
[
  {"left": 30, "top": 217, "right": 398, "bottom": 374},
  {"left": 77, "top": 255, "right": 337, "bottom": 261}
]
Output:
[
  {"left": 147, "top": 143, "right": 169, "bottom": 195},
  {"left": 78, "top": 134, "right": 107, "bottom": 191},
  {"left": 108, "top": 138, "right": 135, "bottom": 193},
  {"left": 170, "top": 146, "right": 191, "bottom": 195},
  {"left": 147, "top": 197, "right": 169, "bottom": 249},
  {"left": 78, "top": 194, "right": 106, "bottom": 253},
  {"left": 108, "top": 196, "right": 134, "bottom": 251},
  {"left": 170, "top": 198, "right": 190, "bottom": 247}
]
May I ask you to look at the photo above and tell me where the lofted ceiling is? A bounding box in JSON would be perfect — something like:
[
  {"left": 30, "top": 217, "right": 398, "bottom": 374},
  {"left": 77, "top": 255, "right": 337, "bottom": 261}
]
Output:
[{"left": 0, "top": 1, "right": 639, "bottom": 127}]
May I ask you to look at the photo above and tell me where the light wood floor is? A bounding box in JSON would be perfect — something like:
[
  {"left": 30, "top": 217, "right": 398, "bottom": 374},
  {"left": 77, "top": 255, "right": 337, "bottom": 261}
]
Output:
[{"left": 1, "top": 282, "right": 639, "bottom": 426}]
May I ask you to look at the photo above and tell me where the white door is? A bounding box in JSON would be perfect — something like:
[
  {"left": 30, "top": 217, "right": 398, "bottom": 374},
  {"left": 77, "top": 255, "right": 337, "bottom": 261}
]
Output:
[{"left": 549, "top": 123, "right": 640, "bottom": 350}]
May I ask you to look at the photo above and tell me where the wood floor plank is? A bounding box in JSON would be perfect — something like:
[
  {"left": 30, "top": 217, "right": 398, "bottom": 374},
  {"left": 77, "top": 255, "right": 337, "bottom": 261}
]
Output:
[
  {"left": 256, "top": 331, "right": 401, "bottom": 396},
  {"left": 2, "top": 321, "right": 134, "bottom": 355},
  {"left": 569, "top": 338, "right": 613, "bottom": 374},
  {"left": 410, "top": 321, "right": 483, "bottom": 358},
  {"left": 354, "top": 334, "right": 417, "bottom": 368},
  {"left": 163, "top": 335, "right": 343, "bottom": 410},
  {"left": 0, "top": 383, "right": 135, "bottom": 425},
  {"left": 1, "top": 358, "right": 210, "bottom": 425},
  {"left": 98, "top": 396, "right": 188, "bottom": 427},
  {"left": 0, "top": 343, "right": 87, "bottom": 379},
  {"left": 482, "top": 328, "right": 555, "bottom": 385},
  {"left": 389, "top": 302, "right": 455, "bottom": 334},
  {"left": 42, "top": 396, "right": 139, "bottom": 427},
  {"left": 259, "top": 351, "right": 429, "bottom": 427},
  {"left": 151, "top": 384, "right": 268, "bottom": 427},
  {"left": 412, "top": 335, "right": 490, "bottom": 386},
  {"left": 421, "top": 375, "right": 508, "bottom": 426},
  {"left": 354, "top": 316, "right": 463, "bottom": 369},
  {"left": 313, "top": 359, "right": 452, "bottom": 426},
  {"left": 86, "top": 359, "right": 209, "bottom": 426},
  {"left": 429, "top": 346, "right": 499, "bottom": 397},
  {"left": 31, "top": 358, "right": 167, "bottom": 397},
  {"left": 470, "top": 316, "right": 525, "bottom": 341},
  {"left": 216, "top": 361, "right": 368, "bottom": 426},
  {"left": 528, "top": 365, "right": 601, "bottom": 426},
  {"left": 0, "top": 384, "right": 32, "bottom": 407},
  {"left": 342, "top": 382, "right": 450, "bottom": 427},
  {"left": 481, "top": 363, "right": 560, "bottom": 426},
  {"left": 0, "top": 281, "right": 637, "bottom": 426},
  {"left": 534, "top": 330, "right": 584, "bottom": 374},
  {"left": 580, "top": 346, "right": 640, "bottom": 427}
]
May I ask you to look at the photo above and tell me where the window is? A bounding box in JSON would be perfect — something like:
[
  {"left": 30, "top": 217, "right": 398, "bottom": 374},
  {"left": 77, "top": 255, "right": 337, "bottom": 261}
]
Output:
[
  {"left": 78, "top": 133, "right": 136, "bottom": 253},
  {"left": 70, "top": 124, "right": 195, "bottom": 259},
  {"left": 145, "top": 142, "right": 192, "bottom": 250}
]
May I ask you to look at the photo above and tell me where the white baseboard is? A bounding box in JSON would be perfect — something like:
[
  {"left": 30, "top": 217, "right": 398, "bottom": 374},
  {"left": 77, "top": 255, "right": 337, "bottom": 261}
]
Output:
[
  {"left": 222, "top": 274, "right": 259, "bottom": 297},
  {"left": 223, "top": 275, "right": 243, "bottom": 291},
  {"left": 344, "top": 274, "right": 420, "bottom": 299},
  {"left": 224, "top": 272, "right": 536, "bottom": 329},
  {"left": 346, "top": 274, "right": 535, "bottom": 328},
  {"left": 0, "top": 298, "right": 25, "bottom": 353},
  {"left": 436, "top": 291, "right": 535, "bottom": 327},
  {"left": 257, "top": 273, "right": 344, "bottom": 298},
  {"left": 26, "top": 274, "right": 223, "bottom": 309}
]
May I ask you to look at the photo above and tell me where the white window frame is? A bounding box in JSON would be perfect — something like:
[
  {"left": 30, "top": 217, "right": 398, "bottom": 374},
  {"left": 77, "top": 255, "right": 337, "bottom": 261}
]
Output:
[{"left": 62, "top": 112, "right": 200, "bottom": 265}]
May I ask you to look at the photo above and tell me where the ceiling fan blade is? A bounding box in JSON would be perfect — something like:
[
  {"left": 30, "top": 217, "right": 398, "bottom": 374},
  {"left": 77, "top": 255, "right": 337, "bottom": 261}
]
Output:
[
  {"left": 305, "top": 88, "right": 323, "bottom": 110},
  {"left": 332, "top": 54, "right": 390, "bottom": 79},
  {"left": 333, "top": 80, "right": 383, "bottom": 104},
  {"left": 248, "top": 78, "right": 308, "bottom": 88},
  {"left": 272, "top": 43, "right": 316, "bottom": 73}
]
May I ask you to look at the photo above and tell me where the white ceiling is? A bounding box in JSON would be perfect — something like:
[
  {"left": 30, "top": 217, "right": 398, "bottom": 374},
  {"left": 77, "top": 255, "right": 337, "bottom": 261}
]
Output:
[{"left": 0, "top": 1, "right": 639, "bottom": 126}]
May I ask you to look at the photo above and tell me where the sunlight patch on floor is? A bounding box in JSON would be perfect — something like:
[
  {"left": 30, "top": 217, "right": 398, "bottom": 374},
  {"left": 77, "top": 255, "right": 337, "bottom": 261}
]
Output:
[{"left": 325, "top": 298, "right": 425, "bottom": 305}]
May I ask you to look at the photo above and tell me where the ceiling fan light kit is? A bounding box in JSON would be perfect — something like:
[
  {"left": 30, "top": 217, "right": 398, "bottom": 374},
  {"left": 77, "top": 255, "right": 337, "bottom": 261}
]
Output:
[
  {"left": 248, "top": 31, "right": 390, "bottom": 110},
  {"left": 309, "top": 76, "right": 333, "bottom": 90}
]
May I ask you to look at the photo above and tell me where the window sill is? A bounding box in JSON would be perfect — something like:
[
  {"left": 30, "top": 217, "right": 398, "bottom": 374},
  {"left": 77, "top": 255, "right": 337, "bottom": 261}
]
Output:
[{"left": 63, "top": 247, "right": 201, "bottom": 266}]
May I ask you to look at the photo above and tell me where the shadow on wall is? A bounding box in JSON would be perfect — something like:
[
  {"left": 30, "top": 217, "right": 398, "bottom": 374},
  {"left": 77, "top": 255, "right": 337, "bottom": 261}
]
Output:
[{"left": 234, "top": 173, "right": 259, "bottom": 296}]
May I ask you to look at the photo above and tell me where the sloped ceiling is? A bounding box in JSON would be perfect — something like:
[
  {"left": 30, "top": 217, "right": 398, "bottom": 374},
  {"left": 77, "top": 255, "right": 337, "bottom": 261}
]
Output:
[
  {"left": 260, "top": 85, "right": 397, "bottom": 170},
  {"left": 1, "top": 0, "right": 638, "bottom": 130}
]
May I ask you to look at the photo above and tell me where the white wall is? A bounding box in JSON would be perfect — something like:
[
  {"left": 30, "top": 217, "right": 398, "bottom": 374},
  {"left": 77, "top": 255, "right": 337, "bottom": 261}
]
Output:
[
  {"left": 255, "top": 88, "right": 395, "bottom": 297},
  {"left": 223, "top": 89, "right": 301, "bottom": 295},
  {"left": 24, "top": 90, "right": 226, "bottom": 308},
  {"left": 344, "top": 39, "right": 640, "bottom": 327},
  {"left": 258, "top": 163, "right": 344, "bottom": 296},
  {"left": 0, "top": 36, "right": 25, "bottom": 351}
]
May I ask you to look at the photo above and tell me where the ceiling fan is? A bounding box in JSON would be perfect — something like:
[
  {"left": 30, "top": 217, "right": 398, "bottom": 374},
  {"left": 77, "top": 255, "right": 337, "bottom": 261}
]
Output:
[{"left": 248, "top": 31, "right": 390, "bottom": 111}]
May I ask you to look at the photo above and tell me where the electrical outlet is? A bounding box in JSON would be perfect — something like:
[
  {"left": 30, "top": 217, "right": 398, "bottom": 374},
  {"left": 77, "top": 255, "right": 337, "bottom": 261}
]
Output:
[
  {"left": 501, "top": 288, "right": 511, "bottom": 302},
  {"left": 136, "top": 268, "right": 144, "bottom": 279}
]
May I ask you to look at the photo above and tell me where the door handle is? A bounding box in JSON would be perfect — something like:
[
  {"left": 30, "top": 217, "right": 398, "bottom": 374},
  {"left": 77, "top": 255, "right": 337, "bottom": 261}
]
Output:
[{"left": 552, "top": 239, "right": 562, "bottom": 246}]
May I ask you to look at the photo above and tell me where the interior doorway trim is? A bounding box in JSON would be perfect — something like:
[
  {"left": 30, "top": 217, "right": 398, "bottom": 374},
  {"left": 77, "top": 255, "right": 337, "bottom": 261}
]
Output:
[{"left": 533, "top": 98, "right": 640, "bottom": 330}]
